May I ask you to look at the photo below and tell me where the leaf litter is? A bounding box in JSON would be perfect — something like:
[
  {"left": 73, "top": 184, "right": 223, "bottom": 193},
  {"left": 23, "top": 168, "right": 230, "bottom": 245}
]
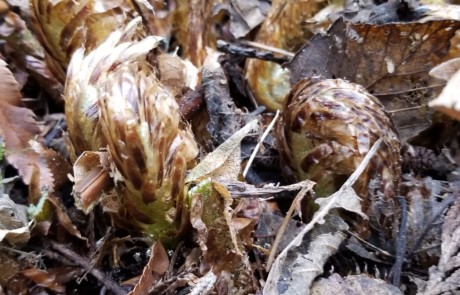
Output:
[{"left": 0, "top": 0, "right": 460, "bottom": 294}]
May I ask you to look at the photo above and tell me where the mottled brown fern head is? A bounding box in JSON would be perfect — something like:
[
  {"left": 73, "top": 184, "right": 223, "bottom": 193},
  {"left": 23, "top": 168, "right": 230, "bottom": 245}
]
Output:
[
  {"left": 277, "top": 78, "right": 401, "bottom": 238},
  {"left": 29, "top": 0, "right": 141, "bottom": 82},
  {"left": 98, "top": 62, "right": 198, "bottom": 242},
  {"left": 64, "top": 18, "right": 159, "bottom": 156},
  {"left": 64, "top": 18, "right": 198, "bottom": 243}
]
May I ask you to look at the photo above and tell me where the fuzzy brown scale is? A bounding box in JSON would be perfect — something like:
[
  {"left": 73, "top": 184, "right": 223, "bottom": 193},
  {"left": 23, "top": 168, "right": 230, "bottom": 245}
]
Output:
[{"left": 277, "top": 79, "right": 401, "bottom": 238}]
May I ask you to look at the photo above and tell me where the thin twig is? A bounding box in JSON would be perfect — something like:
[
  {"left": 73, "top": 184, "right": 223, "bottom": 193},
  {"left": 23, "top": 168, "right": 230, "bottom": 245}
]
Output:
[
  {"left": 373, "top": 83, "right": 444, "bottom": 96},
  {"left": 387, "top": 104, "right": 428, "bottom": 114},
  {"left": 222, "top": 179, "right": 314, "bottom": 199},
  {"left": 265, "top": 187, "right": 311, "bottom": 272},
  {"left": 167, "top": 240, "right": 184, "bottom": 279},
  {"left": 342, "top": 138, "right": 383, "bottom": 188},
  {"left": 239, "top": 40, "right": 295, "bottom": 57},
  {"left": 253, "top": 249, "right": 266, "bottom": 285},
  {"left": 49, "top": 240, "right": 126, "bottom": 295},
  {"left": 412, "top": 243, "right": 441, "bottom": 254},
  {"left": 243, "top": 110, "right": 280, "bottom": 178},
  {"left": 149, "top": 267, "right": 198, "bottom": 295},
  {"left": 391, "top": 196, "right": 408, "bottom": 286},
  {"left": 217, "top": 40, "right": 291, "bottom": 64},
  {"left": 346, "top": 231, "right": 394, "bottom": 258}
]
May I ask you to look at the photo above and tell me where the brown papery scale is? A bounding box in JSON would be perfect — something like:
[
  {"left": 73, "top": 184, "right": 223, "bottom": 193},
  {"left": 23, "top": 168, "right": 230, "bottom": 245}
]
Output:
[{"left": 277, "top": 78, "right": 401, "bottom": 239}]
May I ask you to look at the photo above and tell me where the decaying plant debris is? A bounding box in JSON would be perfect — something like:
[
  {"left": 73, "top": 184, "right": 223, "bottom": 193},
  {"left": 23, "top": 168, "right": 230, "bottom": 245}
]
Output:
[{"left": 0, "top": 0, "right": 460, "bottom": 294}]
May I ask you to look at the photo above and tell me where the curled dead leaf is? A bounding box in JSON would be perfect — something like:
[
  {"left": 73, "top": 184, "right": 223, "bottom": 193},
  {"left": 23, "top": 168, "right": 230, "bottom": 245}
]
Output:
[
  {"left": 157, "top": 54, "right": 199, "bottom": 97},
  {"left": 202, "top": 49, "right": 257, "bottom": 147},
  {"left": 128, "top": 242, "right": 169, "bottom": 295},
  {"left": 188, "top": 180, "right": 255, "bottom": 293},
  {"left": 0, "top": 11, "right": 62, "bottom": 101},
  {"left": 173, "top": 0, "right": 216, "bottom": 67},
  {"left": 72, "top": 151, "right": 112, "bottom": 214},
  {"left": 264, "top": 215, "right": 348, "bottom": 295},
  {"left": 0, "top": 59, "right": 53, "bottom": 202},
  {"left": 428, "top": 58, "right": 460, "bottom": 121},
  {"left": 0, "top": 59, "right": 20, "bottom": 106},
  {"left": 21, "top": 267, "right": 83, "bottom": 293},
  {"left": 213, "top": 0, "right": 270, "bottom": 38},
  {"left": 30, "top": 140, "right": 71, "bottom": 190},
  {"left": 185, "top": 119, "right": 259, "bottom": 183}
]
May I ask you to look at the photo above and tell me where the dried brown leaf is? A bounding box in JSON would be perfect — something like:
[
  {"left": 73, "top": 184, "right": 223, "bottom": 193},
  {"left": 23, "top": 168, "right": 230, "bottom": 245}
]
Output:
[
  {"left": 213, "top": 0, "right": 270, "bottom": 38},
  {"left": 186, "top": 119, "right": 258, "bottom": 183},
  {"left": 401, "top": 176, "right": 444, "bottom": 267},
  {"left": 157, "top": 54, "right": 198, "bottom": 97},
  {"left": 421, "top": 194, "right": 460, "bottom": 295},
  {"left": 173, "top": 0, "right": 216, "bottom": 67},
  {"left": 304, "top": 4, "right": 342, "bottom": 35},
  {"left": 429, "top": 57, "right": 460, "bottom": 81},
  {"left": 287, "top": 19, "right": 460, "bottom": 141},
  {"left": 0, "top": 226, "right": 30, "bottom": 245},
  {"left": 0, "top": 194, "right": 27, "bottom": 230},
  {"left": 265, "top": 187, "right": 312, "bottom": 271},
  {"left": 264, "top": 139, "right": 381, "bottom": 295},
  {"left": 189, "top": 180, "right": 254, "bottom": 293},
  {"left": 21, "top": 267, "right": 83, "bottom": 293},
  {"left": 202, "top": 50, "right": 257, "bottom": 147},
  {"left": 189, "top": 180, "right": 240, "bottom": 260},
  {"left": 0, "top": 59, "right": 20, "bottom": 106},
  {"left": 72, "top": 151, "right": 112, "bottom": 213},
  {"left": 440, "top": 196, "right": 460, "bottom": 267},
  {"left": 128, "top": 242, "right": 169, "bottom": 295},
  {"left": 47, "top": 193, "right": 87, "bottom": 242},
  {"left": 264, "top": 215, "right": 348, "bottom": 295},
  {"left": 429, "top": 65, "right": 460, "bottom": 121},
  {"left": 30, "top": 140, "right": 71, "bottom": 190},
  {"left": 0, "top": 60, "right": 53, "bottom": 202},
  {"left": 311, "top": 273, "right": 402, "bottom": 295},
  {"left": 0, "top": 11, "right": 62, "bottom": 101}
]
